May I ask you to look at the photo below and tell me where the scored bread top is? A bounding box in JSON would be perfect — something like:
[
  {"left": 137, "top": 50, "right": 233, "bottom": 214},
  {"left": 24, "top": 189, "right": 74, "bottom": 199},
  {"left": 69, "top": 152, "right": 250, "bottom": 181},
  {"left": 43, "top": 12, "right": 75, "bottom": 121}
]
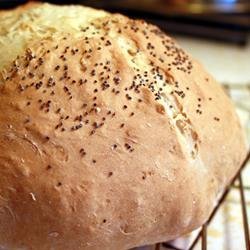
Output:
[{"left": 0, "top": 3, "right": 247, "bottom": 250}]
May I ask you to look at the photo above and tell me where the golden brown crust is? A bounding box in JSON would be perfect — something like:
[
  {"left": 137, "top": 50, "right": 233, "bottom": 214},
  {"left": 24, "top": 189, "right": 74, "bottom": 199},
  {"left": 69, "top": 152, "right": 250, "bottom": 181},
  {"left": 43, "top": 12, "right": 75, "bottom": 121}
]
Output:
[{"left": 0, "top": 3, "right": 247, "bottom": 250}]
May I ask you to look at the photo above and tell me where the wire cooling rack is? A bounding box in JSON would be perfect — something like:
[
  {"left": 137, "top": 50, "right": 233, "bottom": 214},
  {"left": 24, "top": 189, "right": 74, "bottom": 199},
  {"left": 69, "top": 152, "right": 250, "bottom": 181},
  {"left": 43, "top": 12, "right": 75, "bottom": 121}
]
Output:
[
  {"left": 135, "top": 83, "right": 250, "bottom": 250},
  {"left": 161, "top": 151, "right": 250, "bottom": 250},
  {"left": 148, "top": 151, "right": 250, "bottom": 250}
]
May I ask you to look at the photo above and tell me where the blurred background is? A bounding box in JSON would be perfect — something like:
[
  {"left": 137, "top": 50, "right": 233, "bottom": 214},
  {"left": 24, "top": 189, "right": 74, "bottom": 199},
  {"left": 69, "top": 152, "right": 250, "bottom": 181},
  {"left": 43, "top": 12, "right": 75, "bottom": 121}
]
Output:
[{"left": 0, "top": 1, "right": 249, "bottom": 249}]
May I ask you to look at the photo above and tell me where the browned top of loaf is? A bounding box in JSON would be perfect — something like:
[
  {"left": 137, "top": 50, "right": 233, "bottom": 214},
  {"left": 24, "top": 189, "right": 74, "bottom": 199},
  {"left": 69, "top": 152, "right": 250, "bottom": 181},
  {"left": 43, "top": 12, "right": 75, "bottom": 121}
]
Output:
[{"left": 0, "top": 3, "right": 247, "bottom": 250}]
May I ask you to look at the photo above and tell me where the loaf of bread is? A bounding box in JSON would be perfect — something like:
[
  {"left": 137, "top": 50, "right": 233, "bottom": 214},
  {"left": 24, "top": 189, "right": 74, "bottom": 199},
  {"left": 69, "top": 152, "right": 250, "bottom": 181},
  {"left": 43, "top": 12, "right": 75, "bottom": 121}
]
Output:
[{"left": 0, "top": 3, "right": 247, "bottom": 250}]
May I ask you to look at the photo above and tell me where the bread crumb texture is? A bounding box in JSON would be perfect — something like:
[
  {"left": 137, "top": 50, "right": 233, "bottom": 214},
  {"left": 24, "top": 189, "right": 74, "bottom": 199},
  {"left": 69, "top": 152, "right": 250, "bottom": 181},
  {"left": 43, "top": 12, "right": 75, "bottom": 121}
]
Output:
[{"left": 0, "top": 3, "right": 247, "bottom": 250}]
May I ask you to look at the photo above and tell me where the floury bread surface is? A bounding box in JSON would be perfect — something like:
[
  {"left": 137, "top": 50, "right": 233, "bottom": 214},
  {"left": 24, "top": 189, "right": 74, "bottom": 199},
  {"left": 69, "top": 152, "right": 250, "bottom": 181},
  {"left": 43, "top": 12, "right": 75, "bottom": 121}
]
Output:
[{"left": 0, "top": 3, "right": 247, "bottom": 250}]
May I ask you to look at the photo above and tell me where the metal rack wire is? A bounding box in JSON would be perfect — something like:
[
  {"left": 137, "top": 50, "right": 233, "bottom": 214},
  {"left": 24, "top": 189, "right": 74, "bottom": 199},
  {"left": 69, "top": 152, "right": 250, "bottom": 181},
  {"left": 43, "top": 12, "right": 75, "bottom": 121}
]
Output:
[
  {"left": 140, "top": 83, "right": 250, "bottom": 250},
  {"left": 161, "top": 151, "right": 250, "bottom": 250}
]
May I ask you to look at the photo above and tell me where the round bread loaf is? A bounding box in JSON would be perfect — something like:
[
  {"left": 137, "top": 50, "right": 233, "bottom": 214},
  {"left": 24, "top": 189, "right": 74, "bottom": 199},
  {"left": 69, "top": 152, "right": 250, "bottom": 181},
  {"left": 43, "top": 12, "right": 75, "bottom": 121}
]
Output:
[{"left": 0, "top": 3, "right": 247, "bottom": 250}]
